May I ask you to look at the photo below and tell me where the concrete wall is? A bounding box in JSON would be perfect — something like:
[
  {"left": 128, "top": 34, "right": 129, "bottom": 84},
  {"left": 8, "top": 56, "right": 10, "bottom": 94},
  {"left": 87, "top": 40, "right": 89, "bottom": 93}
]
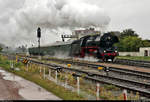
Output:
[
  {"left": 119, "top": 52, "right": 139, "bottom": 56},
  {"left": 119, "top": 47, "right": 150, "bottom": 56}
]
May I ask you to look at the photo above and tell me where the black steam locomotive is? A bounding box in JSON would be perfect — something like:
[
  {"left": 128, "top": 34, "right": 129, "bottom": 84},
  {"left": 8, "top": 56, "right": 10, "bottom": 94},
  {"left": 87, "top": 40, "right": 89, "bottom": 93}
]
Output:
[{"left": 29, "top": 32, "right": 119, "bottom": 61}]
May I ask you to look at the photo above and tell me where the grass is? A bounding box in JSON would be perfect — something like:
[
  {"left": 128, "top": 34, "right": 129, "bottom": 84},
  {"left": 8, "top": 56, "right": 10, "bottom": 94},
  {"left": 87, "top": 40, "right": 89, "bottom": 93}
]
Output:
[
  {"left": 0, "top": 55, "right": 85, "bottom": 100},
  {"left": 103, "top": 84, "right": 120, "bottom": 91},
  {"left": 117, "top": 56, "right": 150, "bottom": 61}
]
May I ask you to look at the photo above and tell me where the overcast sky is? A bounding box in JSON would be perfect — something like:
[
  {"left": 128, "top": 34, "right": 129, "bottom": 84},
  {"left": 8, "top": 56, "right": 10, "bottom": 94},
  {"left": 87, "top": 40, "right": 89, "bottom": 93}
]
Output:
[{"left": 0, "top": 0, "right": 150, "bottom": 47}]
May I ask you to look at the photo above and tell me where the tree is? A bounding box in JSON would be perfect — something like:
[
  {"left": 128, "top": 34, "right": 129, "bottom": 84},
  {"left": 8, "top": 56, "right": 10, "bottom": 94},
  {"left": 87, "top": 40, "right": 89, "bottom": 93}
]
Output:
[
  {"left": 0, "top": 47, "right": 2, "bottom": 52},
  {"left": 141, "top": 40, "right": 150, "bottom": 47},
  {"left": 120, "top": 29, "right": 138, "bottom": 39},
  {"left": 0, "top": 43, "right": 4, "bottom": 52},
  {"left": 115, "top": 36, "right": 143, "bottom": 52},
  {"left": 111, "top": 29, "right": 150, "bottom": 52}
]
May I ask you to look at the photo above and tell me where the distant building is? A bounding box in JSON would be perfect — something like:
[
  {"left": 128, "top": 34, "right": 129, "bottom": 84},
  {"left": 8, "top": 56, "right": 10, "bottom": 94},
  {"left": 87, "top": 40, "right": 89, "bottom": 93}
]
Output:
[
  {"left": 139, "top": 47, "right": 150, "bottom": 56},
  {"left": 72, "top": 27, "right": 101, "bottom": 39}
]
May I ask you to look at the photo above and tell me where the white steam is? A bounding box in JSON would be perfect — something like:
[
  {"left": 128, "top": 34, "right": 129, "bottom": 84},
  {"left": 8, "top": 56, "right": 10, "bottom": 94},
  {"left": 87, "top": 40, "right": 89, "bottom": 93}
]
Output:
[
  {"left": 75, "top": 56, "right": 99, "bottom": 62},
  {"left": 0, "top": 0, "right": 110, "bottom": 47},
  {"left": 52, "top": 51, "right": 71, "bottom": 59},
  {"left": 47, "top": 52, "right": 99, "bottom": 62},
  {"left": 19, "top": 0, "right": 110, "bottom": 28}
]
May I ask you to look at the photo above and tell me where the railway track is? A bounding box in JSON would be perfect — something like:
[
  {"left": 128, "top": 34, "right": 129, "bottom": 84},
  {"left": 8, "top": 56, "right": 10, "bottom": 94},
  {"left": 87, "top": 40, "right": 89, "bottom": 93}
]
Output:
[
  {"left": 106, "top": 58, "right": 150, "bottom": 68},
  {"left": 17, "top": 53, "right": 150, "bottom": 68},
  {"left": 18, "top": 55, "right": 150, "bottom": 84},
  {"left": 42, "top": 57, "right": 150, "bottom": 68},
  {"left": 14, "top": 55, "right": 150, "bottom": 84},
  {"left": 35, "top": 57, "right": 150, "bottom": 80},
  {"left": 3, "top": 54, "right": 150, "bottom": 98},
  {"left": 19, "top": 57, "right": 150, "bottom": 98}
]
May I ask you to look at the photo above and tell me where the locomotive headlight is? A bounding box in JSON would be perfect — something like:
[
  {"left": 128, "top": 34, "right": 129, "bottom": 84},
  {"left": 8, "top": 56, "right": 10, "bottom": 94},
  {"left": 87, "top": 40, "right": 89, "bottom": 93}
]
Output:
[
  {"left": 94, "top": 50, "right": 97, "bottom": 53},
  {"left": 115, "top": 50, "right": 118, "bottom": 53},
  {"left": 104, "top": 50, "right": 106, "bottom": 53}
]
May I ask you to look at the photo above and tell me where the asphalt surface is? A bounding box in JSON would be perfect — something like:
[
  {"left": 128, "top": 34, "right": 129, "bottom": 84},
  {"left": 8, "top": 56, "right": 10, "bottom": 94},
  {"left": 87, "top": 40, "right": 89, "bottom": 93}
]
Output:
[
  {"left": 0, "top": 72, "right": 23, "bottom": 100},
  {"left": 0, "top": 67, "right": 61, "bottom": 100}
]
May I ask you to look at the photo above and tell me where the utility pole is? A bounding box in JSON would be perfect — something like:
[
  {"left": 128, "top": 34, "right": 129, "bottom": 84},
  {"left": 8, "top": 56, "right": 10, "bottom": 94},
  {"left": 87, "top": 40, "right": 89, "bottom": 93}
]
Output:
[{"left": 37, "top": 27, "right": 41, "bottom": 59}]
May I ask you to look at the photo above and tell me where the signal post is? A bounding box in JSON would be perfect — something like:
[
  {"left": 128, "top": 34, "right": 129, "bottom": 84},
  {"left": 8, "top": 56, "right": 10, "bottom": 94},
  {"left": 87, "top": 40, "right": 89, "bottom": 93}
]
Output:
[{"left": 37, "top": 27, "right": 41, "bottom": 60}]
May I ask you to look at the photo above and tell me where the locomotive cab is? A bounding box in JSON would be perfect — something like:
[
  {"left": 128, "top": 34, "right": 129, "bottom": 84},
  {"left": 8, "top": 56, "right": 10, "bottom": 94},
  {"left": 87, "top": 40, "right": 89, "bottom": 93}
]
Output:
[{"left": 80, "top": 35, "right": 100, "bottom": 57}]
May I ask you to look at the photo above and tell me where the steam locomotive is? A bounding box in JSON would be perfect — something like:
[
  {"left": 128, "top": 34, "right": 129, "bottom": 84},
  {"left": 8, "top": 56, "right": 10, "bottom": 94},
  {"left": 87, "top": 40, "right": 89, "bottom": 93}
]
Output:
[{"left": 29, "top": 32, "right": 119, "bottom": 61}]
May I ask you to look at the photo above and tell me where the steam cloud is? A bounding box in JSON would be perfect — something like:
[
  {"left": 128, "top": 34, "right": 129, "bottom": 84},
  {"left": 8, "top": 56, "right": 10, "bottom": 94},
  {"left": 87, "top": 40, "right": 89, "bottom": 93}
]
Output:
[{"left": 0, "top": 0, "right": 110, "bottom": 47}]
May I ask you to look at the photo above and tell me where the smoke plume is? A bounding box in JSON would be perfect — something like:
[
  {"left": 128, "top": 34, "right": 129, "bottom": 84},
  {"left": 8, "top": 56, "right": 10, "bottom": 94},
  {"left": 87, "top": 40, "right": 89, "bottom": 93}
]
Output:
[{"left": 0, "top": 0, "right": 110, "bottom": 47}]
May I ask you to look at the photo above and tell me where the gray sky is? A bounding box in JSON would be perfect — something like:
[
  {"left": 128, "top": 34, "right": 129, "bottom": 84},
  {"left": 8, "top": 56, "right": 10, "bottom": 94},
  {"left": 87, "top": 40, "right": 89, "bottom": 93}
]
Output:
[
  {"left": 0, "top": 0, "right": 150, "bottom": 47},
  {"left": 94, "top": 0, "right": 150, "bottom": 39}
]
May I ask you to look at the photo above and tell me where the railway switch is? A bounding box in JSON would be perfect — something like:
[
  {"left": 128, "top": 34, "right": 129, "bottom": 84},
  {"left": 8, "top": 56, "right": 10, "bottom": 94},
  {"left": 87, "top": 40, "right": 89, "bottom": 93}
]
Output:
[
  {"left": 87, "top": 73, "right": 94, "bottom": 76},
  {"left": 22, "top": 59, "right": 29, "bottom": 64},
  {"left": 98, "top": 67, "right": 103, "bottom": 70},
  {"left": 72, "top": 72, "right": 76, "bottom": 76},
  {"left": 67, "top": 64, "right": 71, "bottom": 68},
  {"left": 104, "top": 67, "right": 110, "bottom": 72},
  {"left": 104, "top": 67, "right": 110, "bottom": 76},
  {"left": 56, "top": 67, "right": 62, "bottom": 72}
]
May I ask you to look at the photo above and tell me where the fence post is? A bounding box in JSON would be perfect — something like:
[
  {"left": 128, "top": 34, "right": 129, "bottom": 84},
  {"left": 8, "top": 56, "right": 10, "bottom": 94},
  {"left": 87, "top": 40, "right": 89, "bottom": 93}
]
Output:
[
  {"left": 40, "top": 66, "right": 42, "bottom": 77},
  {"left": 65, "top": 74, "right": 68, "bottom": 88},
  {"left": 10, "top": 60, "right": 12, "bottom": 69},
  {"left": 30, "top": 63, "right": 32, "bottom": 71},
  {"left": 55, "top": 70, "right": 57, "bottom": 83},
  {"left": 96, "top": 83, "right": 100, "bottom": 100},
  {"left": 29, "top": 63, "right": 31, "bottom": 70},
  {"left": 43, "top": 67, "right": 45, "bottom": 79},
  {"left": 10, "top": 60, "right": 14, "bottom": 70},
  {"left": 27, "top": 63, "right": 28, "bottom": 71},
  {"left": 10, "top": 60, "right": 11, "bottom": 68},
  {"left": 28, "top": 63, "right": 30, "bottom": 71},
  {"left": 49, "top": 69, "right": 51, "bottom": 78},
  {"left": 77, "top": 77, "right": 80, "bottom": 95},
  {"left": 123, "top": 89, "right": 127, "bottom": 100}
]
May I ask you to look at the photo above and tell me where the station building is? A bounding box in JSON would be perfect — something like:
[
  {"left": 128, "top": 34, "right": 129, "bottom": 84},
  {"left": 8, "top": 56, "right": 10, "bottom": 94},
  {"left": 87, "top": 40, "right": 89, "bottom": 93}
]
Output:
[
  {"left": 72, "top": 27, "right": 101, "bottom": 39},
  {"left": 61, "top": 27, "right": 101, "bottom": 42}
]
